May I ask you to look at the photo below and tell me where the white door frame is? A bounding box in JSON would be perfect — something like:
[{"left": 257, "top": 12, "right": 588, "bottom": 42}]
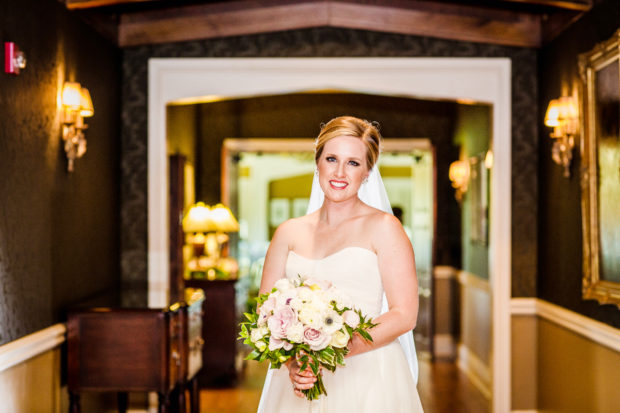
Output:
[{"left": 148, "top": 58, "right": 511, "bottom": 413}]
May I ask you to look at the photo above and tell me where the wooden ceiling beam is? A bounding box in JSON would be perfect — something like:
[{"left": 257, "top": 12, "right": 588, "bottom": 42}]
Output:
[
  {"left": 65, "top": 0, "right": 158, "bottom": 10},
  {"left": 494, "top": 0, "right": 592, "bottom": 12},
  {"left": 118, "top": 0, "right": 542, "bottom": 47}
]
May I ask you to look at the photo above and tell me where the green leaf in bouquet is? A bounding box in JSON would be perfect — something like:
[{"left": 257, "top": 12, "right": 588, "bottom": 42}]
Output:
[
  {"left": 245, "top": 350, "right": 261, "bottom": 360},
  {"left": 357, "top": 329, "right": 373, "bottom": 342},
  {"left": 309, "top": 354, "right": 320, "bottom": 375},
  {"left": 335, "top": 350, "right": 345, "bottom": 366}
]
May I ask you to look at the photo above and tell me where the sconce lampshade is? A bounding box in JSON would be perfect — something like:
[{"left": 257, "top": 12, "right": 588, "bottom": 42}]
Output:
[
  {"left": 449, "top": 160, "right": 470, "bottom": 189},
  {"left": 183, "top": 202, "right": 216, "bottom": 233},
  {"left": 544, "top": 96, "right": 578, "bottom": 129},
  {"left": 62, "top": 82, "right": 83, "bottom": 109},
  {"left": 80, "top": 88, "right": 94, "bottom": 117},
  {"left": 210, "top": 204, "right": 240, "bottom": 233}
]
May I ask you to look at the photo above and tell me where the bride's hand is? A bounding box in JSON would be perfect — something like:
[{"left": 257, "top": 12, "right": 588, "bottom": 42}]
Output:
[
  {"left": 286, "top": 356, "right": 318, "bottom": 398},
  {"left": 345, "top": 333, "right": 364, "bottom": 358}
]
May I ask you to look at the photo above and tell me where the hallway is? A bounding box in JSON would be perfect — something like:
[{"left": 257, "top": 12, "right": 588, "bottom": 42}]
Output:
[{"left": 200, "top": 358, "right": 489, "bottom": 413}]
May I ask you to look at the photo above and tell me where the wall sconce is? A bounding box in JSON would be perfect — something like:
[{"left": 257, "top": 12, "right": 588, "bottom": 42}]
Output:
[
  {"left": 61, "top": 82, "right": 94, "bottom": 172},
  {"left": 544, "top": 96, "right": 579, "bottom": 177},
  {"left": 182, "top": 202, "right": 239, "bottom": 280},
  {"left": 449, "top": 159, "right": 470, "bottom": 202}
]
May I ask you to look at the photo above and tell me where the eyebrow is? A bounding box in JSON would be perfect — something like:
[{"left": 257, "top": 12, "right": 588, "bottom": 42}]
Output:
[{"left": 325, "top": 153, "right": 363, "bottom": 162}]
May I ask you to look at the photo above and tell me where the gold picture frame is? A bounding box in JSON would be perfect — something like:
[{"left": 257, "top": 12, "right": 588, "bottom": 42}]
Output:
[{"left": 579, "top": 29, "right": 620, "bottom": 308}]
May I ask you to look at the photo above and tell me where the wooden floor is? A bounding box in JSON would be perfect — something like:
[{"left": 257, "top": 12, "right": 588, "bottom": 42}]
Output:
[{"left": 200, "top": 356, "right": 490, "bottom": 413}]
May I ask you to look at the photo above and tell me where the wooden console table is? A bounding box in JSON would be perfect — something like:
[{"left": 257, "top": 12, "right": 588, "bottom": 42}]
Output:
[
  {"left": 185, "top": 279, "right": 237, "bottom": 387},
  {"left": 67, "top": 290, "right": 204, "bottom": 413}
]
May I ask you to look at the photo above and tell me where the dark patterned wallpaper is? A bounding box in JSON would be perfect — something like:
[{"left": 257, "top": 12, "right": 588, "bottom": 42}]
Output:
[
  {"left": 0, "top": 0, "right": 121, "bottom": 344},
  {"left": 539, "top": 0, "right": 620, "bottom": 328},
  {"left": 121, "top": 27, "right": 538, "bottom": 305}
]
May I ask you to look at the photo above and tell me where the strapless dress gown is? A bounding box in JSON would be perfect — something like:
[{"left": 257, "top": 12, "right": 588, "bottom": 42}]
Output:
[{"left": 257, "top": 247, "right": 424, "bottom": 413}]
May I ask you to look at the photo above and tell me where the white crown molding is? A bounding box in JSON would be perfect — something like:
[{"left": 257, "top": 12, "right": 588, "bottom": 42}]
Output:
[
  {"left": 511, "top": 298, "right": 620, "bottom": 353},
  {"left": 0, "top": 324, "right": 66, "bottom": 373}
]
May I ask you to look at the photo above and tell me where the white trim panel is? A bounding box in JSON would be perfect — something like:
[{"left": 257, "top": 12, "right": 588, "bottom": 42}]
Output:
[
  {"left": 511, "top": 298, "right": 620, "bottom": 353},
  {"left": 434, "top": 334, "right": 456, "bottom": 358},
  {"left": 457, "top": 343, "right": 492, "bottom": 400},
  {"left": 0, "top": 324, "right": 66, "bottom": 372}
]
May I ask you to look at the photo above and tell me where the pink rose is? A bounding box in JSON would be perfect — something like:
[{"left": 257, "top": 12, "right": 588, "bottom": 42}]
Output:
[
  {"left": 259, "top": 296, "right": 277, "bottom": 316},
  {"left": 267, "top": 306, "right": 297, "bottom": 339},
  {"left": 303, "top": 327, "right": 331, "bottom": 351},
  {"left": 268, "top": 336, "right": 293, "bottom": 351},
  {"left": 342, "top": 310, "right": 360, "bottom": 329}
]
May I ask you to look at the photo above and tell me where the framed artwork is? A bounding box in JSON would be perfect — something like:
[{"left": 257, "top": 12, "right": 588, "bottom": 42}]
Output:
[
  {"left": 292, "top": 198, "right": 310, "bottom": 218},
  {"left": 579, "top": 29, "right": 620, "bottom": 308},
  {"left": 269, "top": 198, "right": 290, "bottom": 227}
]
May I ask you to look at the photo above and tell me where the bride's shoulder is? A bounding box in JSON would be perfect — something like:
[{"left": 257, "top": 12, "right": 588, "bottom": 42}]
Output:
[
  {"left": 274, "top": 214, "right": 315, "bottom": 238},
  {"left": 363, "top": 207, "right": 404, "bottom": 235}
]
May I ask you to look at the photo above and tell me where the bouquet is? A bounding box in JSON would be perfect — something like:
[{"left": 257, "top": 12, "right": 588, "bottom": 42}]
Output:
[{"left": 239, "top": 275, "right": 377, "bottom": 400}]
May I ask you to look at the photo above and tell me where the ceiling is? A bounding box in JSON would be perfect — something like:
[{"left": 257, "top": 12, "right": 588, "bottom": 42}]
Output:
[{"left": 61, "top": 0, "right": 593, "bottom": 48}]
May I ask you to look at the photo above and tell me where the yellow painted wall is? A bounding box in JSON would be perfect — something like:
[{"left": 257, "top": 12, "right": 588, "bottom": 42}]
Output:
[
  {"left": 0, "top": 350, "right": 61, "bottom": 413},
  {"left": 537, "top": 319, "right": 620, "bottom": 413},
  {"left": 511, "top": 315, "right": 538, "bottom": 410}
]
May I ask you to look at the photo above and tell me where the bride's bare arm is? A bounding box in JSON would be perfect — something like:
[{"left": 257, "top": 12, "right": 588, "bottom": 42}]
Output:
[
  {"left": 259, "top": 220, "right": 294, "bottom": 295},
  {"left": 259, "top": 219, "right": 317, "bottom": 397},
  {"left": 347, "top": 213, "right": 419, "bottom": 357}
]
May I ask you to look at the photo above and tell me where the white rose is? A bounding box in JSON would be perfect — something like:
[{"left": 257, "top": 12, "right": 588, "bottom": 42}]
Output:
[
  {"left": 297, "top": 286, "right": 314, "bottom": 302},
  {"left": 275, "top": 289, "right": 298, "bottom": 308},
  {"left": 330, "top": 329, "right": 350, "bottom": 348},
  {"left": 288, "top": 297, "right": 303, "bottom": 311},
  {"left": 256, "top": 341, "right": 267, "bottom": 352},
  {"left": 343, "top": 310, "right": 360, "bottom": 329},
  {"left": 274, "top": 278, "right": 293, "bottom": 292},
  {"left": 286, "top": 322, "right": 304, "bottom": 343},
  {"left": 325, "top": 288, "right": 353, "bottom": 310},
  {"left": 298, "top": 303, "right": 323, "bottom": 329},
  {"left": 250, "top": 326, "right": 269, "bottom": 343}
]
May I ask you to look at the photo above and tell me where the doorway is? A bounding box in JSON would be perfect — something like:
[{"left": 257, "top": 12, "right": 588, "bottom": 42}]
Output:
[
  {"left": 150, "top": 58, "right": 511, "bottom": 413},
  {"left": 221, "top": 138, "right": 435, "bottom": 354}
]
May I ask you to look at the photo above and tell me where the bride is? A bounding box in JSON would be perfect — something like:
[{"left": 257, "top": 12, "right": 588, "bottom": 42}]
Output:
[{"left": 257, "top": 116, "right": 424, "bottom": 412}]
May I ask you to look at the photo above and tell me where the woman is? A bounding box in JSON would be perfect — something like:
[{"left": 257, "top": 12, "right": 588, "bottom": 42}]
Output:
[{"left": 257, "top": 116, "right": 423, "bottom": 412}]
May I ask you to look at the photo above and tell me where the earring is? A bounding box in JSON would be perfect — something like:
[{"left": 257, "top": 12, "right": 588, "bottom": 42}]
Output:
[
  {"left": 315, "top": 169, "right": 319, "bottom": 177},
  {"left": 363, "top": 176, "right": 368, "bottom": 184}
]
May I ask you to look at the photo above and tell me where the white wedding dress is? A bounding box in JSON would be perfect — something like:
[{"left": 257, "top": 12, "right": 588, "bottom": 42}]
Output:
[{"left": 257, "top": 246, "right": 424, "bottom": 413}]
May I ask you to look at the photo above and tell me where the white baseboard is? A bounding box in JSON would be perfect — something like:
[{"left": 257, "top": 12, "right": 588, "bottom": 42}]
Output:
[
  {"left": 457, "top": 343, "right": 491, "bottom": 400},
  {"left": 511, "top": 298, "right": 620, "bottom": 353},
  {"left": 0, "top": 324, "right": 66, "bottom": 372},
  {"left": 433, "top": 334, "right": 456, "bottom": 358}
]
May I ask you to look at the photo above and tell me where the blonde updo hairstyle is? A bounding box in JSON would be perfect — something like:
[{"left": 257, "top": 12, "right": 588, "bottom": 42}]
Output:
[{"left": 315, "top": 116, "right": 382, "bottom": 170}]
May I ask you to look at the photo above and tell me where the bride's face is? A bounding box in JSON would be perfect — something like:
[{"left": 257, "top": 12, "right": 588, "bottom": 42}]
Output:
[{"left": 317, "top": 135, "right": 369, "bottom": 202}]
